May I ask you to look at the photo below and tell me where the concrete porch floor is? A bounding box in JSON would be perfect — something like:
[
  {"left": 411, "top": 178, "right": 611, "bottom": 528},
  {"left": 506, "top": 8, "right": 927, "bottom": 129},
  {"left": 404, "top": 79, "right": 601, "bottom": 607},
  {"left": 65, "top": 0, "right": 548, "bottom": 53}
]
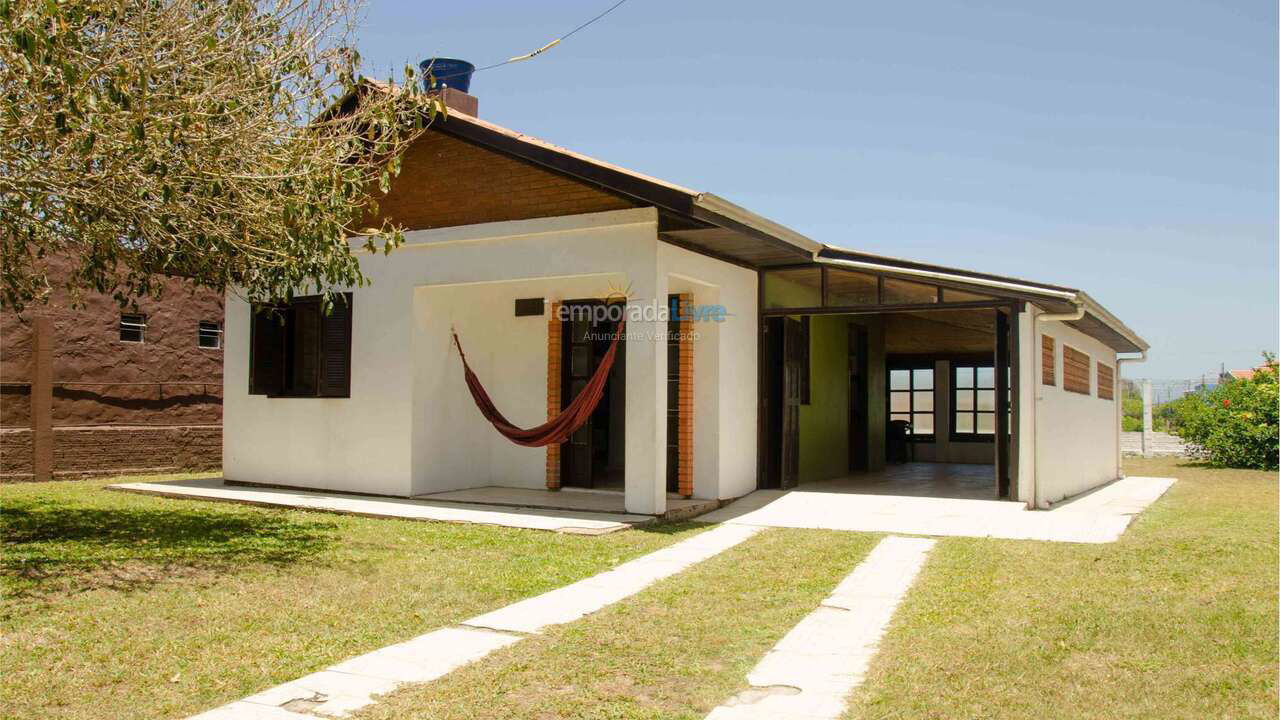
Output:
[
  {"left": 417, "top": 486, "right": 720, "bottom": 522},
  {"left": 702, "top": 463, "right": 1177, "bottom": 544},
  {"left": 801, "top": 462, "right": 1000, "bottom": 500}
]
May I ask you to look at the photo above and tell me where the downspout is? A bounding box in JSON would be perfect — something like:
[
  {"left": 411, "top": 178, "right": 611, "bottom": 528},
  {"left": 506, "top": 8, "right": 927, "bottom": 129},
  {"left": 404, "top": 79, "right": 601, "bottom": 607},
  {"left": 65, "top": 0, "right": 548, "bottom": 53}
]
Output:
[
  {"left": 1115, "top": 350, "right": 1149, "bottom": 478},
  {"left": 1028, "top": 298, "right": 1085, "bottom": 508}
]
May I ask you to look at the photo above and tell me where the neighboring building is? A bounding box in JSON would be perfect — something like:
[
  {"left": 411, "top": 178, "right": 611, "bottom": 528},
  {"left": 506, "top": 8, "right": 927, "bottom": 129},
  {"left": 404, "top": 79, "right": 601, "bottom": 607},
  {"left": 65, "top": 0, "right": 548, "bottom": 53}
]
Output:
[
  {"left": 222, "top": 83, "right": 1149, "bottom": 512},
  {"left": 0, "top": 254, "right": 223, "bottom": 481}
]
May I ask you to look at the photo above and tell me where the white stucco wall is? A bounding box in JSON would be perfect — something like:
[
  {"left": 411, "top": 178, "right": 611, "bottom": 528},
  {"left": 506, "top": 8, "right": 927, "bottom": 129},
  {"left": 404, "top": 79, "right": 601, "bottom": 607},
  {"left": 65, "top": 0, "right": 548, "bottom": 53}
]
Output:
[
  {"left": 223, "top": 207, "right": 758, "bottom": 512},
  {"left": 1032, "top": 306, "right": 1121, "bottom": 506},
  {"left": 659, "top": 243, "right": 759, "bottom": 501}
]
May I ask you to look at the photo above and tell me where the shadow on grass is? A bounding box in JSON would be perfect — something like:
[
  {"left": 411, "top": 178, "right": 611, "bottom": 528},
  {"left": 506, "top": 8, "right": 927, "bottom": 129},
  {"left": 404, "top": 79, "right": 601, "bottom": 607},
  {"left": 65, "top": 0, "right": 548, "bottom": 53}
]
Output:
[{"left": 1, "top": 497, "right": 336, "bottom": 597}]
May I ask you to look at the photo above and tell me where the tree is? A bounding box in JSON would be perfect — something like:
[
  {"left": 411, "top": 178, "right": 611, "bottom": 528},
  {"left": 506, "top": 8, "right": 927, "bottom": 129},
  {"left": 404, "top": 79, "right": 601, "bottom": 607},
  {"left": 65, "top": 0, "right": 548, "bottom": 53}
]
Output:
[{"left": 0, "top": 0, "right": 444, "bottom": 313}]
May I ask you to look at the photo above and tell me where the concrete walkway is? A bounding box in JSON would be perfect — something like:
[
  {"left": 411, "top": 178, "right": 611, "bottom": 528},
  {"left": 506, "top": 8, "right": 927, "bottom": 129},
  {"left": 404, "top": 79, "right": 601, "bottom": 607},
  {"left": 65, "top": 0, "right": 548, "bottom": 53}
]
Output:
[
  {"left": 187, "top": 524, "right": 761, "bottom": 719},
  {"left": 702, "top": 476, "right": 1177, "bottom": 543},
  {"left": 108, "top": 478, "right": 652, "bottom": 534},
  {"left": 707, "top": 536, "right": 936, "bottom": 720}
]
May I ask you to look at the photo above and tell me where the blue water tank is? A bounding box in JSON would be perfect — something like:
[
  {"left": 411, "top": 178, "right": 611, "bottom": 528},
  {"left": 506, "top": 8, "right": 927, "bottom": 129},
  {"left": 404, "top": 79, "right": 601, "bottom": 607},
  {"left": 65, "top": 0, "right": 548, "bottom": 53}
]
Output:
[{"left": 419, "top": 58, "right": 475, "bottom": 93}]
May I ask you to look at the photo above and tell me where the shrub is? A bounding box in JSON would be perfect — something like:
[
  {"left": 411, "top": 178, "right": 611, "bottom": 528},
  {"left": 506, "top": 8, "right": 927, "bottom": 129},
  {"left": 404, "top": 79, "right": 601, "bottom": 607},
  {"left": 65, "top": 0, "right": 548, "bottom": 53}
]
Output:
[{"left": 1169, "top": 356, "right": 1278, "bottom": 470}]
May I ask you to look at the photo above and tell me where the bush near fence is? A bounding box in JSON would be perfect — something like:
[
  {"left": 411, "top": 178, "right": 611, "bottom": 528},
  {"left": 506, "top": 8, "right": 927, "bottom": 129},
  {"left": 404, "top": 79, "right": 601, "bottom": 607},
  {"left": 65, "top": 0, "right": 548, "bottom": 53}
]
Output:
[{"left": 1164, "top": 356, "right": 1278, "bottom": 470}]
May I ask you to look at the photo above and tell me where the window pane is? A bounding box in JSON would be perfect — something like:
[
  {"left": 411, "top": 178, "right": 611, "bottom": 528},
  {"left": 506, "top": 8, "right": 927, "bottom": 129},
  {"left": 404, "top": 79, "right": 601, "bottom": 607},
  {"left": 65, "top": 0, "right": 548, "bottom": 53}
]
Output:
[
  {"left": 955, "top": 412, "right": 974, "bottom": 433},
  {"left": 914, "top": 368, "right": 934, "bottom": 390},
  {"left": 955, "top": 391, "right": 974, "bottom": 411},
  {"left": 890, "top": 369, "right": 911, "bottom": 390},
  {"left": 976, "top": 366, "right": 996, "bottom": 388},
  {"left": 889, "top": 413, "right": 911, "bottom": 426},
  {"left": 198, "top": 321, "right": 221, "bottom": 349},
  {"left": 882, "top": 277, "right": 939, "bottom": 304},
  {"left": 763, "top": 267, "right": 822, "bottom": 308},
  {"left": 890, "top": 392, "right": 910, "bottom": 413},
  {"left": 120, "top": 313, "right": 146, "bottom": 343},
  {"left": 955, "top": 366, "right": 974, "bottom": 389},
  {"left": 976, "top": 413, "right": 995, "bottom": 434},
  {"left": 913, "top": 390, "right": 934, "bottom": 412},
  {"left": 977, "top": 389, "right": 996, "bottom": 411},
  {"left": 825, "top": 269, "right": 879, "bottom": 306},
  {"left": 912, "top": 413, "right": 934, "bottom": 435}
]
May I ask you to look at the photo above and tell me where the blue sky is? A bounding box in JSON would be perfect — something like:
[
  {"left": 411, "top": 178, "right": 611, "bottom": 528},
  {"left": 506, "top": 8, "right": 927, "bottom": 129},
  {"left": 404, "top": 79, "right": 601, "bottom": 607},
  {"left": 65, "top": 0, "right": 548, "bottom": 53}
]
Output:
[{"left": 356, "top": 0, "right": 1277, "bottom": 380}]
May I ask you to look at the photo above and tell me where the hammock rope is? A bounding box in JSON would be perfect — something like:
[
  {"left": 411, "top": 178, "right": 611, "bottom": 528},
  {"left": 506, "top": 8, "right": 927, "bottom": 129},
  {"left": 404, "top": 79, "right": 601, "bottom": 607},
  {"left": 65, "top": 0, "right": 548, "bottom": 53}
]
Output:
[{"left": 451, "top": 319, "right": 625, "bottom": 447}]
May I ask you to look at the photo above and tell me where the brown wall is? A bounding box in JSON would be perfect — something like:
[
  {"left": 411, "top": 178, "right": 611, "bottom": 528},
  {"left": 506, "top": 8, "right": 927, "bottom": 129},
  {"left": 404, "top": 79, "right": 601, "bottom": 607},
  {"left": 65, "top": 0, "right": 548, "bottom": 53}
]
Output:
[
  {"left": 364, "top": 128, "right": 636, "bottom": 232},
  {"left": 1, "top": 254, "right": 223, "bottom": 479}
]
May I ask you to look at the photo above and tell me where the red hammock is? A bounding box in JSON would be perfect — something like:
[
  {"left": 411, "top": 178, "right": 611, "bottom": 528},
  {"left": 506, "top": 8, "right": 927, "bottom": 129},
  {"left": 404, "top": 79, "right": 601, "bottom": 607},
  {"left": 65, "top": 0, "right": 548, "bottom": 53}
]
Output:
[{"left": 451, "top": 319, "right": 625, "bottom": 447}]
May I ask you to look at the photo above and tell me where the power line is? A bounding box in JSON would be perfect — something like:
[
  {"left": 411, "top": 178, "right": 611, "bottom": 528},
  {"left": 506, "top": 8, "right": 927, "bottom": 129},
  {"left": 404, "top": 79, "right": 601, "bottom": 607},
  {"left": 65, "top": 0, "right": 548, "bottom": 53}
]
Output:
[{"left": 426, "top": 0, "right": 633, "bottom": 84}]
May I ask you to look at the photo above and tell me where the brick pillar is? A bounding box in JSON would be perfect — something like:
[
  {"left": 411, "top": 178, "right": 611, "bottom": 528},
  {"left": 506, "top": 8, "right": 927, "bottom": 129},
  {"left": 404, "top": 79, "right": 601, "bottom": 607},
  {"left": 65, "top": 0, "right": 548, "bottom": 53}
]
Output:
[
  {"left": 545, "top": 301, "right": 562, "bottom": 490},
  {"left": 31, "top": 316, "right": 53, "bottom": 481},
  {"left": 677, "top": 294, "right": 694, "bottom": 497}
]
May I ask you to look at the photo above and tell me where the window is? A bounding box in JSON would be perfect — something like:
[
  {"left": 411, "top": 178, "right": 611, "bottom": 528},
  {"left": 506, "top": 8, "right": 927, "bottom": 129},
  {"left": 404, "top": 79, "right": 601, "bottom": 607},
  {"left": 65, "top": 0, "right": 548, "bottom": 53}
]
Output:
[
  {"left": 1041, "top": 335, "right": 1056, "bottom": 386},
  {"left": 1063, "top": 345, "right": 1090, "bottom": 395},
  {"left": 952, "top": 364, "right": 1001, "bottom": 441},
  {"left": 198, "top": 321, "right": 222, "bottom": 349},
  {"left": 825, "top": 269, "right": 879, "bottom": 306},
  {"left": 1097, "top": 362, "right": 1115, "bottom": 400},
  {"left": 249, "top": 294, "right": 353, "bottom": 398},
  {"left": 119, "top": 313, "right": 146, "bottom": 343},
  {"left": 888, "top": 365, "right": 935, "bottom": 439},
  {"left": 763, "top": 267, "right": 822, "bottom": 309}
]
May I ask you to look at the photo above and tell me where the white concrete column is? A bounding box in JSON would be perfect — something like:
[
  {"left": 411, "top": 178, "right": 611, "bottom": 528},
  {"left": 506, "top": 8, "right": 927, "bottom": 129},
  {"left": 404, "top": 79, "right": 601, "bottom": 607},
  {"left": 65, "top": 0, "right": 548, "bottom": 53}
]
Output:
[
  {"left": 1141, "top": 379, "right": 1153, "bottom": 459},
  {"left": 624, "top": 243, "right": 668, "bottom": 515},
  {"left": 1016, "top": 306, "right": 1038, "bottom": 507}
]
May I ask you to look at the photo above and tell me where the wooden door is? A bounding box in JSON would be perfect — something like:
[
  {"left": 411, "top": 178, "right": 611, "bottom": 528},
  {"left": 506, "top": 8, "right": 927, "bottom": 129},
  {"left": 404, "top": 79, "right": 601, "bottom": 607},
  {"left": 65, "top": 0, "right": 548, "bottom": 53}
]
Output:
[
  {"left": 780, "top": 317, "right": 804, "bottom": 489},
  {"left": 562, "top": 310, "right": 595, "bottom": 488}
]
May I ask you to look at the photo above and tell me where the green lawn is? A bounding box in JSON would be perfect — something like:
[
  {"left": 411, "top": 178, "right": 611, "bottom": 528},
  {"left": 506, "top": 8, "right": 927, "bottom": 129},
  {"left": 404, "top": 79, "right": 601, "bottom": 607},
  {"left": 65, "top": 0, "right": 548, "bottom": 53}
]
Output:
[
  {"left": 356, "top": 527, "right": 880, "bottom": 720},
  {"left": 0, "top": 475, "right": 703, "bottom": 720},
  {"left": 848, "top": 457, "right": 1278, "bottom": 719},
  {"left": 3, "top": 459, "right": 1275, "bottom": 720}
]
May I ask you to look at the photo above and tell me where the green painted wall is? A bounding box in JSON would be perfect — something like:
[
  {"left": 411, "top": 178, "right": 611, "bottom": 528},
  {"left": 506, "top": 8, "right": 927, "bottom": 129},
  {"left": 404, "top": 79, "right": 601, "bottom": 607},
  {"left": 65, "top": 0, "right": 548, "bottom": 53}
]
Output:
[{"left": 799, "top": 315, "right": 850, "bottom": 481}]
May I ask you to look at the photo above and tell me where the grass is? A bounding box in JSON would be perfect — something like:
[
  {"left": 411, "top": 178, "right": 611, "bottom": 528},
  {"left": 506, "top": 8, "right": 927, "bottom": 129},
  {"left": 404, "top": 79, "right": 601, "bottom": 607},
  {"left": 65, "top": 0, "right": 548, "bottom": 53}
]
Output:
[
  {"left": 848, "top": 457, "right": 1279, "bottom": 720},
  {"left": 4, "top": 459, "right": 1275, "bottom": 720},
  {"left": 0, "top": 474, "right": 704, "bottom": 720},
  {"left": 355, "top": 528, "right": 881, "bottom": 720}
]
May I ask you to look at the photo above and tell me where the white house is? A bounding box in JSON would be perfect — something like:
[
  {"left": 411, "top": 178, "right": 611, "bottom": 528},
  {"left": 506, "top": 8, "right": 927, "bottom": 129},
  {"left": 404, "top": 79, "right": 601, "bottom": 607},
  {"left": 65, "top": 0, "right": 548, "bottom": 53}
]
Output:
[{"left": 222, "top": 88, "right": 1149, "bottom": 515}]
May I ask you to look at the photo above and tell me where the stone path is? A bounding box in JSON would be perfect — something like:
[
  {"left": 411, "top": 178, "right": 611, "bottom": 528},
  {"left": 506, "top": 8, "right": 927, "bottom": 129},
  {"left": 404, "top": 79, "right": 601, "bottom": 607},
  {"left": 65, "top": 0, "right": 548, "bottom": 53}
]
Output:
[
  {"left": 705, "top": 536, "right": 936, "bottom": 720},
  {"left": 187, "top": 524, "right": 760, "bottom": 719},
  {"left": 108, "top": 477, "right": 650, "bottom": 534},
  {"left": 701, "top": 476, "right": 1176, "bottom": 543}
]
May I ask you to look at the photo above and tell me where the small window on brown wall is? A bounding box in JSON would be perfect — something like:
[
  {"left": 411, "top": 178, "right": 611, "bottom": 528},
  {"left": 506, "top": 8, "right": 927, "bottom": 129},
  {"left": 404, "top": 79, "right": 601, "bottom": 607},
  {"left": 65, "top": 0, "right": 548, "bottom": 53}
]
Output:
[
  {"left": 1097, "top": 363, "right": 1115, "bottom": 400},
  {"left": 250, "top": 294, "right": 352, "bottom": 398},
  {"left": 1041, "top": 335, "right": 1056, "bottom": 386},
  {"left": 1062, "top": 345, "right": 1091, "bottom": 395}
]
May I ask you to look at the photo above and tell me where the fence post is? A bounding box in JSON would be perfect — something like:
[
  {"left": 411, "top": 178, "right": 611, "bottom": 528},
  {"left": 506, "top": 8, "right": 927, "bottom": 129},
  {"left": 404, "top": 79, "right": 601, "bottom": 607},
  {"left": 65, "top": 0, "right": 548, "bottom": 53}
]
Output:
[
  {"left": 31, "top": 316, "right": 54, "bottom": 481},
  {"left": 1141, "top": 379, "right": 1153, "bottom": 459}
]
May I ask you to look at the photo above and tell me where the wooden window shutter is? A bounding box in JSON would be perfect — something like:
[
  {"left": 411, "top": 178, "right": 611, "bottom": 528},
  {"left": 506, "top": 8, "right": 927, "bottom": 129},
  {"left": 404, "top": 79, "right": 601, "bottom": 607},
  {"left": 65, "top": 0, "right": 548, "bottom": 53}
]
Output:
[
  {"left": 249, "top": 306, "right": 283, "bottom": 395},
  {"left": 1041, "top": 335, "right": 1056, "bottom": 386},
  {"left": 1097, "top": 363, "right": 1115, "bottom": 400},
  {"left": 1062, "top": 345, "right": 1091, "bottom": 395},
  {"left": 317, "top": 293, "right": 353, "bottom": 397}
]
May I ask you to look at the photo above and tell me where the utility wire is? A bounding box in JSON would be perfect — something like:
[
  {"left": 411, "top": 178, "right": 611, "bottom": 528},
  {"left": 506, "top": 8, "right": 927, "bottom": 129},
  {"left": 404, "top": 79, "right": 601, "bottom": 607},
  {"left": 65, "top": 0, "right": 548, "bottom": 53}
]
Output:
[{"left": 425, "top": 0, "right": 632, "bottom": 84}]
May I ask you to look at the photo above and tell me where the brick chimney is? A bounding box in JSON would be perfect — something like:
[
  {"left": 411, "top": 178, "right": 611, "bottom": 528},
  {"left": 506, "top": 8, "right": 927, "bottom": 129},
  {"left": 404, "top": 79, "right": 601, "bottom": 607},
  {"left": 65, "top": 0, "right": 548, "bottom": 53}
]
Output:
[{"left": 435, "top": 87, "right": 478, "bottom": 117}]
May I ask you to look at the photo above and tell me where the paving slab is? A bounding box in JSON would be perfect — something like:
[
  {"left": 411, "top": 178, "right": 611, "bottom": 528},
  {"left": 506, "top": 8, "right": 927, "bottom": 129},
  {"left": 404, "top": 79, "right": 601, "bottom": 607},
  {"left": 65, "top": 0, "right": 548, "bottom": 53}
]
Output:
[
  {"left": 185, "top": 524, "right": 760, "bottom": 719},
  {"left": 108, "top": 477, "right": 648, "bottom": 533},
  {"left": 463, "top": 524, "right": 761, "bottom": 634},
  {"left": 705, "top": 535, "right": 936, "bottom": 720}
]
